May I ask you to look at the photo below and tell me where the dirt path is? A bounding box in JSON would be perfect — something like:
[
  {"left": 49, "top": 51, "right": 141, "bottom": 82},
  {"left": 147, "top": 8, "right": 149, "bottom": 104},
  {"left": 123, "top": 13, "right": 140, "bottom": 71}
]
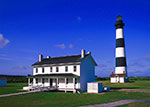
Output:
[
  {"left": 0, "top": 90, "right": 40, "bottom": 98},
  {"left": 118, "top": 89, "right": 150, "bottom": 93},
  {"left": 80, "top": 99, "right": 150, "bottom": 107}
]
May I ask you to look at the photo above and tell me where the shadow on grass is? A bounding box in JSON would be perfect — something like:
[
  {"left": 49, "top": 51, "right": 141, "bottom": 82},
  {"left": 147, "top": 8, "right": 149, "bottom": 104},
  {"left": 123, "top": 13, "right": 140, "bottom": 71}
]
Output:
[
  {"left": 128, "top": 81, "right": 135, "bottom": 83},
  {"left": 42, "top": 90, "right": 73, "bottom": 93},
  {"left": 110, "top": 87, "right": 139, "bottom": 90}
]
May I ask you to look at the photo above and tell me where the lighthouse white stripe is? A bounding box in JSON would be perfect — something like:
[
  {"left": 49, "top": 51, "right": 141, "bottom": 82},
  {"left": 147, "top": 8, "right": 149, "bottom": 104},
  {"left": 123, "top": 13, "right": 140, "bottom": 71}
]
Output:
[
  {"left": 115, "top": 67, "right": 126, "bottom": 74},
  {"left": 116, "top": 28, "right": 124, "bottom": 39},
  {"left": 116, "top": 47, "right": 125, "bottom": 57}
]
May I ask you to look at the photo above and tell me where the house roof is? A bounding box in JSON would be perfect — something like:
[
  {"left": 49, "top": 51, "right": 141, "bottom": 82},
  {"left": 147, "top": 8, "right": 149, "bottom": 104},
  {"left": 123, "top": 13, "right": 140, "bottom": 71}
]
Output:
[
  {"left": 32, "top": 54, "right": 97, "bottom": 66},
  {"left": 28, "top": 73, "right": 79, "bottom": 78},
  {"left": 110, "top": 73, "right": 126, "bottom": 77}
]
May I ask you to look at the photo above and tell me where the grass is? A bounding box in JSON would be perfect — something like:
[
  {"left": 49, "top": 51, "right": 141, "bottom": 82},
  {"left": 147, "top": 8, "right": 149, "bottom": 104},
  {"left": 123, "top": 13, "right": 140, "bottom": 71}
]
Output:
[
  {"left": 0, "top": 91, "right": 150, "bottom": 107},
  {"left": 98, "top": 80, "right": 150, "bottom": 89},
  {"left": 117, "top": 102, "right": 150, "bottom": 107},
  {"left": 0, "top": 83, "right": 27, "bottom": 95},
  {"left": 0, "top": 80, "right": 150, "bottom": 106}
]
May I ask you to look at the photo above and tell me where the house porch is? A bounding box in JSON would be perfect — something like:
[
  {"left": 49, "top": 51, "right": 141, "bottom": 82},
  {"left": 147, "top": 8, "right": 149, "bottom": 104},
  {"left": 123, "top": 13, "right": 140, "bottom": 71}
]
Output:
[{"left": 27, "top": 74, "right": 80, "bottom": 92}]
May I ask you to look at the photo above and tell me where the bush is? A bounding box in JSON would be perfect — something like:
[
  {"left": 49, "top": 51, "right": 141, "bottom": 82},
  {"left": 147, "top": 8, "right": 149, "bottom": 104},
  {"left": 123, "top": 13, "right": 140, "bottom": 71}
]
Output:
[{"left": 0, "top": 75, "right": 27, "bottom": 83}]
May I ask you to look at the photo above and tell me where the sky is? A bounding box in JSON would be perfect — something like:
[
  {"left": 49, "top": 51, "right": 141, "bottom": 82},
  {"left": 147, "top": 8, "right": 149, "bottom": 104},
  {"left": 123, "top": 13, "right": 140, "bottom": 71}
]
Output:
[{"left": 0, "top": 0, "right": 150, "bottom": 77}]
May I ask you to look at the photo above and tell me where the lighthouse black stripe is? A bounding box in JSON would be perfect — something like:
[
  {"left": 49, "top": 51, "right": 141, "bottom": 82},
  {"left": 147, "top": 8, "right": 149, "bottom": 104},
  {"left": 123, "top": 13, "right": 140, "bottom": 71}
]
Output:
[
  {"left": 116, "top": 57, "right": 126, "bottom": 67},
  {"left": 116, "top": 38, "right": 125, "bottom": 47}
]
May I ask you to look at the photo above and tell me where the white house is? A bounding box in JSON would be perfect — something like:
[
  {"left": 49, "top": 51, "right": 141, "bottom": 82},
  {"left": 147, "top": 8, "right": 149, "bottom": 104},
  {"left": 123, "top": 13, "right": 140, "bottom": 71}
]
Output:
[{"left": 26, "top": 49, "right": 97, "bottom": 92}]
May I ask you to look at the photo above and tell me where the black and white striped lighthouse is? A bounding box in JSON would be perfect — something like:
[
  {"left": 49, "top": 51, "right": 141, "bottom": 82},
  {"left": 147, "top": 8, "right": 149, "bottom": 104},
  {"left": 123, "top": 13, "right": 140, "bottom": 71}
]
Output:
[{"left": 115, "top": 15, "right": 127, "bottom": 76}]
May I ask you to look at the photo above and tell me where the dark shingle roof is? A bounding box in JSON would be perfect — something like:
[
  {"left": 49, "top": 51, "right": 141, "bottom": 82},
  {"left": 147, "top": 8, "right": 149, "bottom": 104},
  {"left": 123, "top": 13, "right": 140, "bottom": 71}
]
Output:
[
  {"left": 32, "top": 54, "right": 89, "bottom": 66},
  {"left": 110, "top": 73, "right": 126, "bottom": 77}
]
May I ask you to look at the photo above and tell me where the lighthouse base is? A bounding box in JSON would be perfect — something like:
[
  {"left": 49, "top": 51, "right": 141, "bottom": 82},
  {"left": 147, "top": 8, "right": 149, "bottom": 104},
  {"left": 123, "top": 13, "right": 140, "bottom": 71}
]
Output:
[{"left": 110, "top": 73, "right": 128, "bottom": 83}]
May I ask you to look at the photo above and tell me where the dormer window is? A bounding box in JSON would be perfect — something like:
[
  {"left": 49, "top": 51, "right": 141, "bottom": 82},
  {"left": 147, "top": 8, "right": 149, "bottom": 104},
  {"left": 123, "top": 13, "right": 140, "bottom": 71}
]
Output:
[
  {"left": 74, "top": 66, "right": 76, "bottom": 72},
  {"left": 36, "top": 68, "right": 38, "bottom": 73},
  {"left": 65, "top": 66, "right": 68, "bottom": 72},
  {"left": 50, "top": 67, "right": 52, "bottom": 72},
  {"left": 42, "top": 68, "right": 44, "bottom": 73},
  {"left": 56, "top": 67, "right": 59, "bottom": 72}
]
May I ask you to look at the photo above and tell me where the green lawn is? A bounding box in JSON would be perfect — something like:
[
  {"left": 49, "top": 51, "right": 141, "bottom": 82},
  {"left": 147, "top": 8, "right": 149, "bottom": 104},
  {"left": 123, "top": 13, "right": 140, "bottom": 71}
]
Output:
[
  {"left": 0, "top": 91, "right": 150, "bottom": 107},
  {"left": 0, "top": 83, "right": 27, "bottom": 95},
  {"left": 1, "top": 81, "right": 150, "bottom": 106},
  {"left": 98, "top": 80, "right": 150, "bottom": 89}
]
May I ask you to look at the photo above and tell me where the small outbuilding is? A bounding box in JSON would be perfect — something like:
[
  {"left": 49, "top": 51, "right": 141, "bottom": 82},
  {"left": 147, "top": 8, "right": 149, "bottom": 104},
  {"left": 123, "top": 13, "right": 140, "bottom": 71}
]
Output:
[
  {"left": 87, "top": 82, "right": 103, "bottom": 93},
  {"left": 0, "top": 77, "right": 7, "bottom": 87}
]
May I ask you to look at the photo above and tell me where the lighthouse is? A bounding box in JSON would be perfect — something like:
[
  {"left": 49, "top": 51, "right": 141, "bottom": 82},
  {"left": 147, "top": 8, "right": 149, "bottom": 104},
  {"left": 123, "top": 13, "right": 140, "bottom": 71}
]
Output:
[{"left": 110, "top": 15, "right": 128, "bottom": 83}]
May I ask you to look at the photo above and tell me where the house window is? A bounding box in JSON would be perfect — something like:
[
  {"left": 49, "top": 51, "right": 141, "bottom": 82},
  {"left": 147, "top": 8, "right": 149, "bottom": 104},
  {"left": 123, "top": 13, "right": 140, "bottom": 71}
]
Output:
[
  {"left": 65, "top": 66, "right": 68, "bottom": 72},
  {"left": 66, "top": 78, "right": 68, "bottom": 84},
  {"left": 56, "top": 67, "right": 59, "bottom": 72},
  {"left": 36, "top": 78, "right": 38, "bottom": 84},
  {"left": 75, "top": 78, "right": 77, "bottom": 84},
  {"left": 36, "top": 68, "right": 38, "bottom": 73},
  {"left": 74, "top": 66, "right": 77, "bottom": 72},
  {"left": 42, "top": 68, "right": 44, "bottom": 73},
  {"left": 42, "top": 78, "right": 45, "bottom": 84},
  {"left": 50, "top": 67, "right": 52, "bottom": 72}
]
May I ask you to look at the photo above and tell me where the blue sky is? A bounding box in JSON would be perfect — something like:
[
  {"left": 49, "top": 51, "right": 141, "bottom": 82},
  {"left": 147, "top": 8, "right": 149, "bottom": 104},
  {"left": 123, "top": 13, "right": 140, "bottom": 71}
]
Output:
[{"left": 0, "top": 0, "right": 150, "bottom": 77}]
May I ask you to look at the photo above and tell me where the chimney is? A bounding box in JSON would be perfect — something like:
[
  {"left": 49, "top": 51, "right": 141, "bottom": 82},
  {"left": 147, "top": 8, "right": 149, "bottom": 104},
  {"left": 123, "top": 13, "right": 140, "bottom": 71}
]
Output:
[
  {"left": 81, "top": 49, "right": 85, "bottom": 58},
  {"left": 87, "top": 51, "right": 91, "bottom": 55},
  {"left": 47, "top": 56, "right": 51, "bottom": 59},
  {"left": 39, "top": 54, "right": 43, "bottom": 62}
]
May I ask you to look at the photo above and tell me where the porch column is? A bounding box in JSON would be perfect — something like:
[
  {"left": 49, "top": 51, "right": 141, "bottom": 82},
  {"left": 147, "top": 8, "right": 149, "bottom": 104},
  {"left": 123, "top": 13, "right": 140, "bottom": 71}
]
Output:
[
  {"left": 41, "top": 78, "right": 42, "bottom": 86},
  {"left": 48, "top": 78, "right": 50, "bottom": 87},
  {"left": 65, "top": 78, "right": 67, "bottom": 93},
  {"left": 56, "top": 78, "right": 59, "bottom": 89},
  {"left": 28, "top": 78, "right": 30, "bottom": 86},
  {"left": 73, "top": 78, "right": 75, "bottom": 89},
  {"left": 33, "top": 78, "right": 36, "bottom": 85}
]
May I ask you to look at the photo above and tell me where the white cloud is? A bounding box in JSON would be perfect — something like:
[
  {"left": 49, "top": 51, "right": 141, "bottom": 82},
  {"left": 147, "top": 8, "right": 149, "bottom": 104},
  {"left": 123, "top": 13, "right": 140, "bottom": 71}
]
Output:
[
  {"left": 69, "top": 44, "right": 73, "bottom": 49},
  {"left": 55, "top": 44, "right": 65, "bottom": 49},
  {"left": 0, "top": 34, "right": 10, "bottom": 48},
  {"left": 12, "top": 65, "right": 28, "bottom": 70},
  {"left": 144, "top": 56, "right": 150, "bottom": 60}
]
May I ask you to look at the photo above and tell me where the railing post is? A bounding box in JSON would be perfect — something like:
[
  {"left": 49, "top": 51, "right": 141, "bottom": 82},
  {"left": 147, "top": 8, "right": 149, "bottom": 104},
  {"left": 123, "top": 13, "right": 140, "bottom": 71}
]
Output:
[{"left": 65, "top": 78, "right": 67, "bottom": 93}]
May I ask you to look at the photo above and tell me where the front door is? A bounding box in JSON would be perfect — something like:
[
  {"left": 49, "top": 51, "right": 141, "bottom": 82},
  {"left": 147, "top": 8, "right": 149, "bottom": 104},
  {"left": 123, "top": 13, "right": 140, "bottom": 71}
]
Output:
[
  {"left": 50, "top": 79, "right": 53, "bottom": 87},
  {"left": 116, "top": 76, "right": 120, "bottom": 83}
]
